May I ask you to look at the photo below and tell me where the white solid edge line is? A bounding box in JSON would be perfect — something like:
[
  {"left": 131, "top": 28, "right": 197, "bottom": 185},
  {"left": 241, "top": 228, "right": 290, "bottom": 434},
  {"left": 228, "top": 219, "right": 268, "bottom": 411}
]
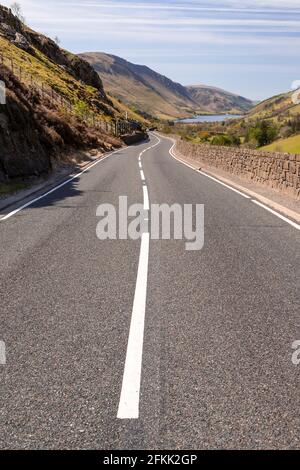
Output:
[
  {"left": 117, "top": 232, "right": 150, "bottom": 419},
  {"left": 198, "top": 170, "right": 251, "bottom": 199},
  {"left": 169, "top": 145, "right": 250, "bottom": 200},
  {"left": 252, "top": 200, "right": 300, "bottom": 230},
  {"left": 0, "top": 149, "right": 121, "bottom": 221},
  {"left": 158, "top": 133, "right": 251, "bottom": 201}
]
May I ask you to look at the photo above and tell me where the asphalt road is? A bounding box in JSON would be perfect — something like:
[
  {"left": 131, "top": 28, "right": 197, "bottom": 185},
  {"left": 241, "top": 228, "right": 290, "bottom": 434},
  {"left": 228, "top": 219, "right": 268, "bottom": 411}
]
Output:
[{"left": 0, "top": 133, "right": 299, "bottom": 449}]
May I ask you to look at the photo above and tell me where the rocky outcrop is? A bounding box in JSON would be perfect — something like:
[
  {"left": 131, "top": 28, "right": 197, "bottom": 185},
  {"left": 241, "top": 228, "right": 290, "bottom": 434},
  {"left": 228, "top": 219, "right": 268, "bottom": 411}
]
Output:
[
  {"left": 0, "top": 6, "right": 23, "bottom": 34},
  {"left": 65, "top": 54, "right": 107, "bottom": 98},
  {"left": 0, "top": 22, "right": 16, "bottom": 40},
  {"left": 0, "top": 80, "right": 51, "bottom": 181},
  {"left": 12, "top": 32, "right": 32, "bottom": 52}
]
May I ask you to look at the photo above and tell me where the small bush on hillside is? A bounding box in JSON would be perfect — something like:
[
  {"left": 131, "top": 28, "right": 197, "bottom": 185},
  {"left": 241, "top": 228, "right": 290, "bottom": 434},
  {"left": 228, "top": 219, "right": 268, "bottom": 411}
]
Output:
[
  {"left": 198, "top": 131, "right": 211, "bottom": 142},
  {"left": 210, "top": 134, "right": 240, "bottom": 147},
  {"left": 74, "top": 100, "right": 90, "bottom": 119}
]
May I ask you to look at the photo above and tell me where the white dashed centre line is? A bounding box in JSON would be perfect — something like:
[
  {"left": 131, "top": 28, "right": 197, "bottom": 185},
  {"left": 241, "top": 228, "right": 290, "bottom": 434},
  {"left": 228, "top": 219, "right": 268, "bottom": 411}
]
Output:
[{"left": 117, "top": 135, "right": 160, "bottom": 419}]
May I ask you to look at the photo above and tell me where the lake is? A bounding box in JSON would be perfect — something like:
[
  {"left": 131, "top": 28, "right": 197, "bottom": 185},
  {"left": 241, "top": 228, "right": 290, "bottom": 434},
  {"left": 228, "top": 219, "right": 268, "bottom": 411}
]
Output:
[{"left": 176, "top": 114, "right": 242, "bottom": 124}]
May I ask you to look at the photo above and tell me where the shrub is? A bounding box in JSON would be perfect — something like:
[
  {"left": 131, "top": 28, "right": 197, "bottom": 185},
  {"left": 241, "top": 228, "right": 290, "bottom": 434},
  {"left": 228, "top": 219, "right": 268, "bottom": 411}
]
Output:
[
  {"left": 73, "top": 100, "right": 90, "bottom": 119},
  {"left": 245, "top": 121, "right": 278, "bottom": 147},
  {"left": 210, "top": 134, "right": 240, "bottom": 147},
  {"left": 198, "top": 131, "right": 211, "bottom": 142}
]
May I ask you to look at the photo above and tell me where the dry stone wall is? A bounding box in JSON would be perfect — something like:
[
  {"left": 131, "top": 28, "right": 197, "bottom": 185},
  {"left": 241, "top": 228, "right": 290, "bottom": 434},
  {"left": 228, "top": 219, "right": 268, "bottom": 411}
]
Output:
[{"left": 175, "top": 139, "right": 300, "bottom": 200}]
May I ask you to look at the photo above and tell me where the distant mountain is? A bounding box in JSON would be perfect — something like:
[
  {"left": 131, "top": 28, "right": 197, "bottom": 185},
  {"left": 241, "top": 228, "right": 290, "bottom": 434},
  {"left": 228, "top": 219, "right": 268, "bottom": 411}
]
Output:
[
  {"left": 186, "top": 85, "right": 253, "bottom": 114},
  {"left": 79, "top": 52, "right": 197, "bottom": 120},
  {"left": 80, "top": 52, "right": 253, "bottom": 120}
]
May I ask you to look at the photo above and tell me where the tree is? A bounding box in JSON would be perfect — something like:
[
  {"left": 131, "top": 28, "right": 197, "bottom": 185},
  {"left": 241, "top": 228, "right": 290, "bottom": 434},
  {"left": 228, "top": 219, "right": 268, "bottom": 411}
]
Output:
[
  {"left": 10, "top": 2, "right": 25, "bottom": 23},
  {"left": 210, "top": 134, "right": 240, "bottom": 147},
  {"left": 245, "top": 121, "right": 277, "bottom": 147},
  {"left": 54, "top": 36, "right": 61, "bottom": 46}
]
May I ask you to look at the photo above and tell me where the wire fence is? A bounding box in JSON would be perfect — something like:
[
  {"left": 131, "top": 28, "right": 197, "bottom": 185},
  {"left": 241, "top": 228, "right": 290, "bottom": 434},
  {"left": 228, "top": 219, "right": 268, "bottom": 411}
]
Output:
[{"left": 0, "top": 51, "right": 137, "bottom": 136}]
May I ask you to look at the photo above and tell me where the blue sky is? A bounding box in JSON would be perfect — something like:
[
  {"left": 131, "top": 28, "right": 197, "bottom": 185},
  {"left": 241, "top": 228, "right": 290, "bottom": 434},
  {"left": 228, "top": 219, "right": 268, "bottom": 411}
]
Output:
[{"left": 3, "top": 0, "right": 300, "bottom": 100}]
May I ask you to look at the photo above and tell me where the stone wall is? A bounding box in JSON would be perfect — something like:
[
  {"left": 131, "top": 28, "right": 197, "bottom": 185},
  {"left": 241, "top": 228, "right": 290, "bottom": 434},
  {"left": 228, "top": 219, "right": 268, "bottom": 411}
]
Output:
[{"left": 174, "top": 139, "right": 300, "bottom": 200}]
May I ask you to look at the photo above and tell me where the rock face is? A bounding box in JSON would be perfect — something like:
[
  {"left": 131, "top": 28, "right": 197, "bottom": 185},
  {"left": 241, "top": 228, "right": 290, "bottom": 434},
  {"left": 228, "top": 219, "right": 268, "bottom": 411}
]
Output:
[
  {"left": 0, "top": 6, "right": 23, "bottom": 33},
  {"left": 12, "top": 32, "right": 32, "bottom": 52},
  {"left": 0, "top": 22, "right": 16, "bottom": 40},
  {"left": 0, "top": 88, "right": 51, "bottom": 182},
  {"left": 66, "top": 54, "right": 107, "bottom": 98}
]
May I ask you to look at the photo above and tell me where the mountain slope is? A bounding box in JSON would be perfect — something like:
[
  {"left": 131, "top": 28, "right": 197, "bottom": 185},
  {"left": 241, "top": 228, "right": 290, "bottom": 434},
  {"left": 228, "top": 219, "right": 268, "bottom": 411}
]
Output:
[
  {"left": 80, "top": 52, "right": 253, "bottom": 120},
  {"left": 187, "top": 85, "right": 253, "bottom": 114},
  {"left": 248, "top": 89, "right": 300, "bottom": 121},
  {"left": 80, "top": 52, "right": 197, "bottom": 120}
]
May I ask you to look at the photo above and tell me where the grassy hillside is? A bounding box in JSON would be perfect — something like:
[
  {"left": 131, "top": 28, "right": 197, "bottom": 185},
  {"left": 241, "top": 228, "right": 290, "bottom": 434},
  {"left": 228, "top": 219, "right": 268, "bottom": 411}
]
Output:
[
  {"left": 261, "top": 134, "right": 300, "bottom": 153},
  {"left": 80, "top": 52, "right": 253, "bottom": 120},
  {"left": 248, "top": 89, "right": 300, "bottom": 121},
  {"left": 0, "top": 37, "right": 111, "bottom": 116}
]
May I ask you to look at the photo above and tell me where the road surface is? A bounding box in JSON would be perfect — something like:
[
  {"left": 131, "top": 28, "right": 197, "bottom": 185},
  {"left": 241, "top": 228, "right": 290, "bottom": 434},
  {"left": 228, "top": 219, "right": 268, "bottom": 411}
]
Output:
[{"left": 0, "top": 133, "right": 299, "bottom": 449}]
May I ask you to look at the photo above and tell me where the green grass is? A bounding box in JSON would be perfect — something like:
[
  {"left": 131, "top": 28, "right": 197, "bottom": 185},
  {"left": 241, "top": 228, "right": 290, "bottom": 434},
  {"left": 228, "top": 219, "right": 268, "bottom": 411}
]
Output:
[
  {"left": 0, "top": 182, "right": 28, "bottom": 195},
  {"left": 261, "top": 134, "right": 300, "bottom": 153}
]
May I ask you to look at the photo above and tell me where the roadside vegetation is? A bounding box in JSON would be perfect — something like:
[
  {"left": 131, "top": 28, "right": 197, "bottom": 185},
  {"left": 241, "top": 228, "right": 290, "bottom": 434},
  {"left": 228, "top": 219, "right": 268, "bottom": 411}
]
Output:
[{"left": 160, "top": 111, "right": 300, "bottom": 154}]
